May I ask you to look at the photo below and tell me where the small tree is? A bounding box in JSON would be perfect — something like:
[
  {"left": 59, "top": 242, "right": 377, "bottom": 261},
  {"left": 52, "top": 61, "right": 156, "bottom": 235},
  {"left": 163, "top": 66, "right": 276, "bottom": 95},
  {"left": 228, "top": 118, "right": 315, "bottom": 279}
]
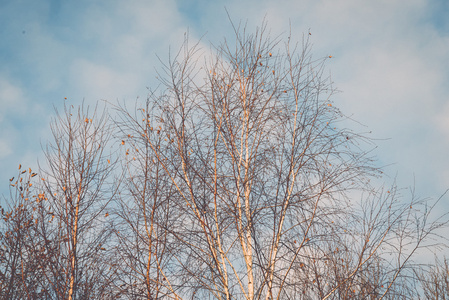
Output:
[{"left": 35, "top": 103, "right": 118, "bottom": 299}]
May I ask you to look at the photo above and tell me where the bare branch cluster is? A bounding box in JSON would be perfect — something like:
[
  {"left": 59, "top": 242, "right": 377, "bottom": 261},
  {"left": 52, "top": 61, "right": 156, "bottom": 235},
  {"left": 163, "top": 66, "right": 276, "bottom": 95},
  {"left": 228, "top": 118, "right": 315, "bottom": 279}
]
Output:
[{"left": 1, "top": 22, "right": 447, "bottom": 300}]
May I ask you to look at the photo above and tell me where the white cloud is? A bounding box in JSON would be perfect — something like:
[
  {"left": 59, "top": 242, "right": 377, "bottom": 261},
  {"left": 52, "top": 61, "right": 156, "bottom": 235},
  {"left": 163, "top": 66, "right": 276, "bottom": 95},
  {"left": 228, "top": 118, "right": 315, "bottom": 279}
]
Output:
[
  {"left": 0, "top": 140, "right": 13, "bottom": 160},
  {"left": 0, "top": 78, "right": 26, "bottom": 121},
  {"left": 69, "top": 58, "right": 143, "bottom": 102}
]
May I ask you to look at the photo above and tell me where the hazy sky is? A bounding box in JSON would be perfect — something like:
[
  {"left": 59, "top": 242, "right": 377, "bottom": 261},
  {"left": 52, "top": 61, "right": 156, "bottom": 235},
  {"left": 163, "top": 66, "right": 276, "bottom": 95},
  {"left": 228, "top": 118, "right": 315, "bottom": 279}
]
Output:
[{"left": 1, "top": 0, "right": 448, "bottom": 204}]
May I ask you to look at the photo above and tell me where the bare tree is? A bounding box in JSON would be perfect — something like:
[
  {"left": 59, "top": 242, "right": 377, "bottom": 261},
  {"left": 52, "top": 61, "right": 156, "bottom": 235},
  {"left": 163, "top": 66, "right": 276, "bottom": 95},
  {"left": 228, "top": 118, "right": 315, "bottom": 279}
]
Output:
[
  {"left": 111, "top": 97, "right": 185, "bottom": 299},
  {"left": 111, "top": 21, "right": 448, "bottom": 299},
  {"left": 34, "top": 103, "right": 118, "bottom": 299},
  {"left": 1, "top": 104, "right": 120, "bottom": 300}
]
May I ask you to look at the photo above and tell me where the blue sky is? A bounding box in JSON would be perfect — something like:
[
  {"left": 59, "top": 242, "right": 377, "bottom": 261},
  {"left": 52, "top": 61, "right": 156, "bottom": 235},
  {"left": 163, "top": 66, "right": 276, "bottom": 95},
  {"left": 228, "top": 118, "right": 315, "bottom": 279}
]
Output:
[{"left": 1, "top": 0, "right": 449, "bottom": 205}]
